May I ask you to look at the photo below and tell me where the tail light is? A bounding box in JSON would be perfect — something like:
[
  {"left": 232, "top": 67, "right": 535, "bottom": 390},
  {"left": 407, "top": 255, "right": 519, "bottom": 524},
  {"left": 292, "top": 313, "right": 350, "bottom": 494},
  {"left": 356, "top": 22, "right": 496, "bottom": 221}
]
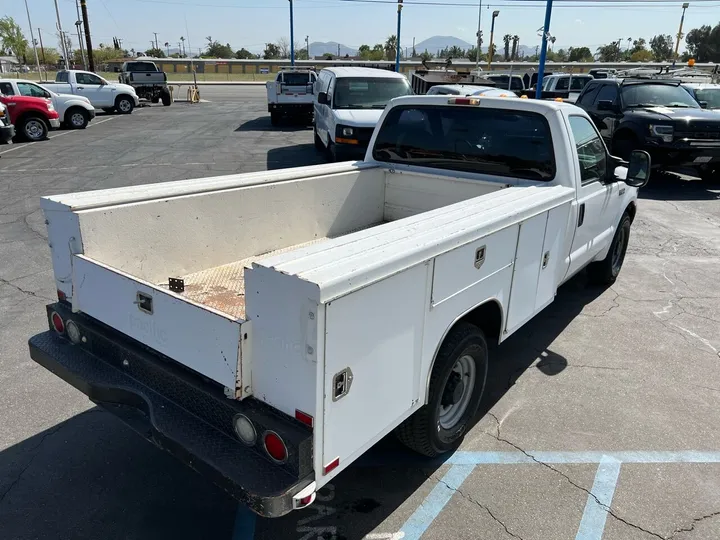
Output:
[
  {"left": 263, "top": 431, "right": 288, "bottom": 463},
  {"left": 51, "top": 311, "right": 64, "bottom": 334}
]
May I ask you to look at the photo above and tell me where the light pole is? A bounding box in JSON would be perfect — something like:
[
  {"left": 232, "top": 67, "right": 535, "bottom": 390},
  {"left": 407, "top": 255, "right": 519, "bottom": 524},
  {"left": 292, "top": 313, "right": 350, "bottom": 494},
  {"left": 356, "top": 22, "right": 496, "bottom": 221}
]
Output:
[
  {"left": 535, "top": 0, "right": 553, "bottom": 99},
  {"left": 289, "top": 0, "right": 295, "bottom": 65},
  {"left": 74, "top": 0, "right": 86, "bottom": 69},
  {"left": 475, "top": 0, "right": 482, "bottom": 70},
  {"left": 306, "top": 35, "right": 309, "bottom": 60},
  {"left": 52, "top": 0, "right": 70, "bottom": 69},
  {"left": 23, "top": 0, "right": 42, "bottom": 75},
  {"left": 673, "top": 2, "right": 690, "bottom": 65},
  {"left": 395, "top": 0, "right": 403, "bottom": 72},
  {"left": 487, "top": 10, "right": 499, "bottom": 70}
]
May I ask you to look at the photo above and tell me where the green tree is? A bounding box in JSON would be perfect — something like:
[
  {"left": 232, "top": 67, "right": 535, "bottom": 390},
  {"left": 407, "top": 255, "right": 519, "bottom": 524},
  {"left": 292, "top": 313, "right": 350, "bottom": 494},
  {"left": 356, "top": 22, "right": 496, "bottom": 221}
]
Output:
[
  {"left": 235, "top": 48, "right": 255, "bottom": 59},
  {"left": 205, "top": 41, "right": 233, "bottom": 58},
  {"left": 358, "top": 44, "right": 371, "bottom": 60},
  {"left": 649, "top": 34, "right": 673, "bottom": 61},
  {"left": 503, "top": 34, "right": 511, "bottom": 61},
  {"left": 295, "top": 48, "right": 309, "bottom": 60},
  {"left": 685, "top": 24, "right": 720, "bottom": 62},
  {"left": 370, "top": 43, "right": 385, "bottom": 61},
  {"left": 322, "top": 52, "right": 334, "bottom": 60},
  {"left": 630, "top": 49, "right": 654, "bottom": 61},
  {"left": 466, "top": 47, "right": 478, "bottom": 61},
  {"left": 568, "top": 46, "right": 592, "bottom": 62},
  {"left": 420, "top": 49, "right": 434, "bottom": 62},
  {"left": 41, "top": 47, "right": 61, "bottom": 65},
  {"left": 0, "top": 16, "right": 28, "bottom": 62},
  {"left": 384, "top": 34, "right": 397, "bottom": 61},
  {"left": 263, "top": 43, "right": 281, "bottom": 59},
  {"left": 630, "top": 38, "right": 647, "bottom": 54},
  {"left": 145, "top": 47, "right": 166, "bottom": 58},
  {"left": 596, "top": 41, "right": 622, "bottom": 62},
  {"left": 447, "top": 45, "right": 465, "bottom": 58},
  {"left": 511, "top": 35, "right": 519, "bottom": 60}
]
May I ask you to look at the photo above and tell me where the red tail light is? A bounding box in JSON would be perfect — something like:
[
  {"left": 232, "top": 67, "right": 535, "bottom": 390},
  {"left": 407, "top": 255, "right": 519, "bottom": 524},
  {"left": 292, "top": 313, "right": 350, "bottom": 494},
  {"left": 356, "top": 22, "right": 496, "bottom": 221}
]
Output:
[
  {"left": 263, "top": 431, "right": 287, "bottom": 463},
  {"left": 57, "top": 289, "right": 66, "bottom": 302},
  {"left": 51, "top": 311, "right": 64, "bottom": 334},
  {"left": 300, "top": 495, "right": 313, "bottom": 506}
]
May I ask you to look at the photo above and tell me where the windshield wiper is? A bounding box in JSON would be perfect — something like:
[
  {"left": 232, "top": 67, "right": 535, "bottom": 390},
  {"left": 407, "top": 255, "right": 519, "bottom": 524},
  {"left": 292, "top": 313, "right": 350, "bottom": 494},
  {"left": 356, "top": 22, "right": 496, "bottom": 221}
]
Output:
[{"left": 625, "top": 103, "right": 660, "bottom": 108}]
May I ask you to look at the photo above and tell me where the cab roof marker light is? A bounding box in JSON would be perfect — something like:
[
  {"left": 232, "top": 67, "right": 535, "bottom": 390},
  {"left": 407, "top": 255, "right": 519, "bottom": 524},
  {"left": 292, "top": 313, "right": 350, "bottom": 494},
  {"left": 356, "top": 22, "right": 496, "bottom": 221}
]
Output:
[{"left": 448, "top": 97, "right": 480, "bottom": 105}]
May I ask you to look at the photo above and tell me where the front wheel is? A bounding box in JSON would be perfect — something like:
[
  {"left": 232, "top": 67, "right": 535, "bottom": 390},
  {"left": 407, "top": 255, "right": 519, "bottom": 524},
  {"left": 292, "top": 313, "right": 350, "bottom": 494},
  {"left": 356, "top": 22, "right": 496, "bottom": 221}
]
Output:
[
  {"left": 19, "top": 116, "right": 49, "bottom": 142},
  {"left": 66, "top": 108, "right": 89, "bottom": 129},
  {"left": 587, "top": 212, "right": 632, "bottom": 286},
  {"left": 115, "top": 95, "right": 134, "bottom": 114},
  {"left": 395, "top": 322, "right": 488, "bottom": 457}
]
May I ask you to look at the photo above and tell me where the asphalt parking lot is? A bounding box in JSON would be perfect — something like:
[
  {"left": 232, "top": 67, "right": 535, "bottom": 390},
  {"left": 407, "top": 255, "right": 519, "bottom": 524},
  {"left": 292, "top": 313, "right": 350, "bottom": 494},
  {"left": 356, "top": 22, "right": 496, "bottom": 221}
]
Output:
[{"left": 1, "top": 86, "right": 720, "bottom": 540}]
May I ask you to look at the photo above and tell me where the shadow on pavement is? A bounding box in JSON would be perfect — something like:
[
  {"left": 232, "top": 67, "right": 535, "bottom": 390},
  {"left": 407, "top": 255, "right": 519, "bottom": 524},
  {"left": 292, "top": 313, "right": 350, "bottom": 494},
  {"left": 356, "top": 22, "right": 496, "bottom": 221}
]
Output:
[
  {"left": 640, "top": 171, "right": 720, "bottom": 202},
  {"left": 236, "top": 117, "right": 312, "bottom": 133},
  {"left": 266, "top": 143, "right": 327, "bottom": 170},
  {"left": 0, "top": 275, "right": 605, "bottom": 540}
]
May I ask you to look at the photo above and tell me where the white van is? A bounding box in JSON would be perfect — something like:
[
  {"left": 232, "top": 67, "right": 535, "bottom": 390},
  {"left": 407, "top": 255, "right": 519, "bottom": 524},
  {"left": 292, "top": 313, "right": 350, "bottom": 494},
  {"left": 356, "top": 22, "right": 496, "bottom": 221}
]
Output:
[{"left": 313, "top": 67, "right": 413, "bottom": 161}]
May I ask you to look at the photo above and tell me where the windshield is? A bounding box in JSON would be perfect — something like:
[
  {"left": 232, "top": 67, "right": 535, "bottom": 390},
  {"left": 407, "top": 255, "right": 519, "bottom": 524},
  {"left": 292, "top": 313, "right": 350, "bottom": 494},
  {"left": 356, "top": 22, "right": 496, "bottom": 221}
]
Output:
[
  {"left": 125, "top": 62, "right": 157, "bottom": 72},
  {"left": 372, "top": 105, "right": 555, "bottom": 181},
  {"left": 281, "top": 72, "right": 312, "bottom": 85},
  {"left": 488, "top": 76, "right": 523, "bottom": 90},
  {"left": 621, "top": 84, "right": 700, "bottom": 108},
  {"left": 695, "top": 88, "right": 720, "bottom": 110},
  {"left": 333, "top": 78, "right": 413, "bottom": 109}
]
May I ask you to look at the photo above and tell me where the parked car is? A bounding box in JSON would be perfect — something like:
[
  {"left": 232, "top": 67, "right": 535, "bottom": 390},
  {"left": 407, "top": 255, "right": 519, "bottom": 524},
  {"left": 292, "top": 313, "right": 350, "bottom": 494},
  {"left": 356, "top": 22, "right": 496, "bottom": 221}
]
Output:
[
  {"left": 576, "top": 78, "right": 720, "bottom": 182},
  {"left": 117, "top": 61, "right": 172, "bottom": 106},
  {"left": 0, "top": 92, "right": 60, "bottom": 142},
  {"left": 0, "top": 101, "right": 15, "bottom": 144},
  {"left": 266, "top": 67, "right": 317, "bottom": 125},
  {"left": 682, "top": 83, "right": 720, "bottom": 112},
  {"left": 29, "top": 96, "right": 649, "bottom": 517},
  {"left": 426, "top": 84, "right": 518, "bottom": 98},
  {"left": 0, "top": 79, "right": 95, "bottom": 129},
  {"left": 313, "top": 67, "right": 413, "bottom": 161},
  {"left": 42, "top": 70, "right": 139, "bottom": 114},
  {"left": 522, "top": 73, "right": 594, "bottom": 102}
]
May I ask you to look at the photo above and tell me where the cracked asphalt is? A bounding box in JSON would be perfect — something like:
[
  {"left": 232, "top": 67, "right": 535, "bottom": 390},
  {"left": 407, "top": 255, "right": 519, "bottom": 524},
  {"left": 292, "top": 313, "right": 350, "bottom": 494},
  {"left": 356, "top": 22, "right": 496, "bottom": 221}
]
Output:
[{"left": 1, "top": 86, "right": 720, "bottom": 540}]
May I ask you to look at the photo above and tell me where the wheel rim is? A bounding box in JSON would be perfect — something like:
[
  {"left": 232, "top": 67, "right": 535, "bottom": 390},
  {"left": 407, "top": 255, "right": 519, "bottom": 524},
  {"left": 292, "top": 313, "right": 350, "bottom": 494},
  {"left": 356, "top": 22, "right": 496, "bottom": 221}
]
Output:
[
  {"left": 611, "top": 226, "right": 626, "bottom": 274},
  {"left": 119, "top": 100, "right": 131, "bottom": 112},
  {"left": 25, "top": 120, "right": 44, "bottom": 140},
  {"left": 71, "top": 112, "right": 85, "bottom": 126},
  {"left": 438, "top": 354, "right": 476, "bottom": 430}
]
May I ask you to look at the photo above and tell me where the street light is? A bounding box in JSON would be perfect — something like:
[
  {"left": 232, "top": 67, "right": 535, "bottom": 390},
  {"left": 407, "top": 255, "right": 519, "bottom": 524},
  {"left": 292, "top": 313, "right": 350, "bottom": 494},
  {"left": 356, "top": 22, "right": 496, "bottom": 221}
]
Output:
[
  {"left": 289, "top": 0, "right": 295, "bottom": 66},
  {"left": 487, "top": 10, "right": 499, "bottom": 70},
  {"left": 396, "top": 0, "right": 404, "bottom": 72},
  {"left": 475, "top": 0, "right": 483, "bottom": 70},
  {"left": 673, "top": 2, "right": 690, "bottom": 66}
]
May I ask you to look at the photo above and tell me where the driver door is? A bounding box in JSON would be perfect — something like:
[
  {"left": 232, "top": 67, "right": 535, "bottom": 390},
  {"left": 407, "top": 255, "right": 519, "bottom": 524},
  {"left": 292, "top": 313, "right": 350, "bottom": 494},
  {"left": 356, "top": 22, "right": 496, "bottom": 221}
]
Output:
[{"left": 75, "top": 73, "right": 110, "bottom": 107}]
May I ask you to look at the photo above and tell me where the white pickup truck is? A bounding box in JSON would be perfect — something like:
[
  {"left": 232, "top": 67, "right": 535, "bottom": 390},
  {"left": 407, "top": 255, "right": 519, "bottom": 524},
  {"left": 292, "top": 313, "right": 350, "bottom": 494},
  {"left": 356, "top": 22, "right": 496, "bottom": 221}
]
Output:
[
  {"left": 29, "top": 96, "right": 649, "bottom": 517},
  {"left": 0, "top": 79, "right": 96, "bottom": 129},
  {"left": 42, "top": 70, "right": 140, "bottom": 114},
  {"left": 266, "top": 67, "right": 317, "bottom": 125}
]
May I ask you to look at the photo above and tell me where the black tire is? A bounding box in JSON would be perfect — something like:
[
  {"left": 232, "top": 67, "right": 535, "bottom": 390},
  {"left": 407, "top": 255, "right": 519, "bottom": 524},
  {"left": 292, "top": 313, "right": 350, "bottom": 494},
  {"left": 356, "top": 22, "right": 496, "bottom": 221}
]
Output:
[
  {"left": 612, "top": 132, "right": 638, "bottom": 161},
  {"left": 327, "top": 139, "right": 338, "bottom": 162},
  {"left": 395, "top": 322, "right": 488, "bottom": 457},
  {"left": 101, "top": 107, "right": 114, "bottom": 114},
  {"left": 161, "top": 90, "right": 173, "bottom": 106},
  {"left": 65, "top": 107, "right": 89, "bottom": 129},
  {"left": 587, "top": 212, "right": 632, "bottom": 286},
  {"left": 115, "top": 95, "right": 134, "bottom": 114},
  {"left": 19, "top": 115, "right": 49, "bottom": 142},
  {"left": 699, "top": 166, "right": 719, "bottom": 184},
  {"left": 270, "top": 111, "right": 280, "bottom": 126},
  {"left": 314, "top": 126, "right": 325, "bottom": 151}
]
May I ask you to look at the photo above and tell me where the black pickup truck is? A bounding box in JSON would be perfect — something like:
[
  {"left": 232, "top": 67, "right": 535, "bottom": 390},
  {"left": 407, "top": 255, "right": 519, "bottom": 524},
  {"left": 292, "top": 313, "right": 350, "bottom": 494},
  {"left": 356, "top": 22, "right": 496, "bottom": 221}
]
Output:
[{"left": 575, "top": 78, "right": 720, "bottom": 182}]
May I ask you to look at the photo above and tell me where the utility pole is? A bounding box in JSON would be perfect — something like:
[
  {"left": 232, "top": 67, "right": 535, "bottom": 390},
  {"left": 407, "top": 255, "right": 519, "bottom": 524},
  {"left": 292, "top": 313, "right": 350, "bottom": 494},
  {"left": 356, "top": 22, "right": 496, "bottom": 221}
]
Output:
[
  {"left": 395, "top": 0, "right": 403, "bottom": 72},
  {"left": 154, "top": 32, "right": 159, "bottom": 50},
  {"left": 487, "top": 10, "right": 499, "bottom": 70},
  {"left": 289, "top": 0, "right": 295, "bottom": 65},
  {"left": 306, "top": 35, "right": 309, "bottom": 60},
  {"left": 165, "top": 42, "right": 170, "bottom": 56},
  {"left": 23, "top": 0, "right": 42, "bottom": 75},
  {"left": 80, "top": 0, "right": 94, "bottom": 71},
  {"left": 74, "top": 0, "right": 86, "bottom": 69},
  {"left": 673, "top": 2, "right": 689, "bottom": 66},
  {"left": 475, "top": 0, "right": 482, "bottom": 70},
  {"left": 337, "top": 44, "right": 340, "bottom": 57},
  {"left": 38, "top": 28, "right": 46, "bottom": 65},
  {"left": 53, "top": 0, "right": 70, "bottom": 69}
]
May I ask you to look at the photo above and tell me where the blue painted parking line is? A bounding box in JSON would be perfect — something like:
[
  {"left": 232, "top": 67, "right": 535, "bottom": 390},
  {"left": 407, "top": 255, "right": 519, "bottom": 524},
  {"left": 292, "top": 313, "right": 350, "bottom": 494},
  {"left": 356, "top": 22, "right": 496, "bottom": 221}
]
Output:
[
  {"left": 575, "top": 456, "right": 622, "bottom": 540},
  {"left": 400, "top": 464, "right": 475, "bottom": 540}
]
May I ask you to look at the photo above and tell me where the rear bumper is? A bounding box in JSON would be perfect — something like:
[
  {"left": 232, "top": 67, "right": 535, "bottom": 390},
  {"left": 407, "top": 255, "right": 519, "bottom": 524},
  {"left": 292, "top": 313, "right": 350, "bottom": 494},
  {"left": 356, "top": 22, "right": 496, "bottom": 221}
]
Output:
[
  {"left": 268, "top": 102, "right": 313, "bottom": 114},
  {"left": 28, "top": 304, "right": 314, "bottom": 517},
  {"left": 0, "top": 124, "right": 14, "bottom": 143}
]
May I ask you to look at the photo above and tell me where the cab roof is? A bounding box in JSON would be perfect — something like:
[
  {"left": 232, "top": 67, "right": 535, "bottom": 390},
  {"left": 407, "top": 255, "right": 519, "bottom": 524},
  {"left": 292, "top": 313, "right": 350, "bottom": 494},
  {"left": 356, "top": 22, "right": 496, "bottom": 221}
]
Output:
[{"left": 321, "top": 67, "right": 407, "bottom": 79}]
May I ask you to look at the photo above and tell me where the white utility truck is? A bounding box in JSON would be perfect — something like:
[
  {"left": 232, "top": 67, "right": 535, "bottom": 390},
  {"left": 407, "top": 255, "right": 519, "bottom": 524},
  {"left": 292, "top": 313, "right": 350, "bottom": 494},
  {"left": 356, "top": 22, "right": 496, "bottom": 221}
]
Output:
[
  {"left": 266, "top": 67, "right": 317, "bottom": 125},
  {"left": 29, "top": 95, "right": 650, "bottom": 517}
]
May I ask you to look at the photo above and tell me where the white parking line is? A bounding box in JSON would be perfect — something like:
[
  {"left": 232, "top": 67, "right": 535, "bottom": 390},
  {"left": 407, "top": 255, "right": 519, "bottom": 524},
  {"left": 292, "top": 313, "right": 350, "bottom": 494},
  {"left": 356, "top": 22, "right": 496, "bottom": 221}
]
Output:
[{"left": 0, "top": 114, "right": 121, "bottom": 156}]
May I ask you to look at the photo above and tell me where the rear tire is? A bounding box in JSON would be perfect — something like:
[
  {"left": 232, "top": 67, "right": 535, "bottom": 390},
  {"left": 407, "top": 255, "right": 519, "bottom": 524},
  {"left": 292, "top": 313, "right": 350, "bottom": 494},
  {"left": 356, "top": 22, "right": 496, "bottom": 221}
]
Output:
[
  {"left": 270, "top": 111, "right": 280, "bottom": 126},
  {"left": 102, "top": 107, "right": 114, "bottom": 114},
  {"left": 612, "top": 132, "right": 638, "bottom": 161},
  {"left": 395, "top": 322, "right": 488, "bottom": 457},
  {"left": 115, "top": 95, "right": 134, "bottom": 114},
  {"left": 151, "top": 96, "right": 160, "bottom": 104},
  {"left": 65, "top": 107, "right": 89, "bottom": 129},
  {"left": 161, "top": 90, "right": 173, "bottom": 106},
  {"left": 587, "top": 212, "right": 632, "bottom": 286},
  {"left": 699, "top": 166, "right": 719, "bottom": 185},
  {"left": 19, "top": 115, "right": 49, "bottom": 142}
]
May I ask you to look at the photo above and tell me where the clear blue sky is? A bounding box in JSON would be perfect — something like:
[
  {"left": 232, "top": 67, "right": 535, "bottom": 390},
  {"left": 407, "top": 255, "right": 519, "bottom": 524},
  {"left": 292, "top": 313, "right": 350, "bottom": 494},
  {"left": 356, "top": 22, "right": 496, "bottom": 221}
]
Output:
[{"left": 3, "top": 0, "right": 718, "bottom": 55}]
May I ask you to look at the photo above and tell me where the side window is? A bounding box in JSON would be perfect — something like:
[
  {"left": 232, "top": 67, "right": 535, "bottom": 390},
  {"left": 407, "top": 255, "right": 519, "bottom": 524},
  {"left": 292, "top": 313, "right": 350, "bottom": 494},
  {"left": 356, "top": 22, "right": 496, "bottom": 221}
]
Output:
[
  {"left": 571, "top": 77, "right": 590, "bottom": 91},
  {"left": 569, "top": 116, "right": 607, "bottom": 184},
  {"left": 594, "top": 85, "right": 618, "bottom": 105},
  {"left": 577, "top": 83, "right": 600, "bottom": 106},
  {"left": 0, "top": 82, "right": 15, "bottom": 95},
  {"left": 76, "top": 73, "right": 102, "bottom": 85},
  {"left": 17, "top": 82, "right": 49, "bottom": 98},
  {"left": 555, "top": 77, "right": 569, "bottom": 91},
  {"left": 56, "top": 72, "right": 69, "bottom": 83}
]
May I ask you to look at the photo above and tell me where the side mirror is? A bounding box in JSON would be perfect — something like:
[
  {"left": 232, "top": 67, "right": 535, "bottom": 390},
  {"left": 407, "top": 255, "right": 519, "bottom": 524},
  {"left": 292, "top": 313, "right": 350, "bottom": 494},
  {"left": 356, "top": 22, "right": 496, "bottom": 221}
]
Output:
[
  {"left": 100, "top": 79, "right": 107, "bottom": 86},
  {"left": 699, "top": 101, "right": 708, "bottom": 109},
  {"left": 597, "top": 100, "right": 615, "bottom": 111},
  {"left": 625, "top": 150, "right": 651, "bottom": 187},
  {"left": 317, "top": 92, "right": 329, "bottom": 105}
]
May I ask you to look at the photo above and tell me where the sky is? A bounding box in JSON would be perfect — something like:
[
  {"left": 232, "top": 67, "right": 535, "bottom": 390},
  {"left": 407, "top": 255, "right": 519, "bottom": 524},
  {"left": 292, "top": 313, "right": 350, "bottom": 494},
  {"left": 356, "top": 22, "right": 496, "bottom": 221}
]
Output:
[{"left": 3, "top": 0, "right": 719, "bottom": 56}]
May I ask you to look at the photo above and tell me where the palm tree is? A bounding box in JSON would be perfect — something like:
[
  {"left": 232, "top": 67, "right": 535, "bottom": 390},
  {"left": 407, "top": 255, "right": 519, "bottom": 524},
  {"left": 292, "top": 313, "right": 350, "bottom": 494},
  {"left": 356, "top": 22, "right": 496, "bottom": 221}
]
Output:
[
  {"left": 180, "top": 36, "right": 185, "bottom": 57},
  {"left": 626, "top": 37, "right": 632, "bottom": 51},
  {"left": 503, "top": 34, "right": 512, "bottom": 61},
  {"left": 549, "top": 36, "right": 556, "bottom": 52},
  {"left": 384, "top": 34, "right": 397, "bottom": 61},
  {"left": 511, "top": 35, "right": 519, "bottom": 60},
  {"left": 448, "top": 45, "right": 464, "bottom": 58}
]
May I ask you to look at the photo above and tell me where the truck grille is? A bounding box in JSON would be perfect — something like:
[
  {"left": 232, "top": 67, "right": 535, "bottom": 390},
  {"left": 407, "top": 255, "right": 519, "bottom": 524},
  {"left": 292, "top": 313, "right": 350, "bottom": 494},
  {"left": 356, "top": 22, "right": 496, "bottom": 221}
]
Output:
[{"left": 676, "top": 130, "right": 720, "bottom": 140}]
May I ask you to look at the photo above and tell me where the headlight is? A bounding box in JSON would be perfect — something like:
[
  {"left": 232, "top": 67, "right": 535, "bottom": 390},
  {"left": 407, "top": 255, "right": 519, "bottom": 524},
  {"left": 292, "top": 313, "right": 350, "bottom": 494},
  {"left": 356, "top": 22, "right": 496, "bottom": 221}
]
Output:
[
  {"left": 649, "top": 124, "right": 673, "bottom": 142},
  {"left": 47, "top": 102, "right": 55, "bottom": 111},
  {"left": 342, "top": 127, "right": 354, "bottom": 136}
]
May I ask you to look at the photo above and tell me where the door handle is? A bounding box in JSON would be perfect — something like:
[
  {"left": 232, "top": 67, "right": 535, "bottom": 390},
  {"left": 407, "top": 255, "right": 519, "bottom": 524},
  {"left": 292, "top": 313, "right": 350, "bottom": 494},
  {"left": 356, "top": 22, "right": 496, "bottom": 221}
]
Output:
[
  {"left": 578, "top": 203, "right": 586, "bottom": 227},
  {"left": 77, "top": 86, "right": 84, "bottom": 89}
]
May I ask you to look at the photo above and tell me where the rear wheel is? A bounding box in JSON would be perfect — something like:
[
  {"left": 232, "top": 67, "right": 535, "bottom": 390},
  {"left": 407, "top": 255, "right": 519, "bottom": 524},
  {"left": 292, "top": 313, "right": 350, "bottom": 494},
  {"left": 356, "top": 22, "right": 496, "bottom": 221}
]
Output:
[
  {"left": 66, "top": 107, "right": 89, "bottom": 129},
  {"left": 19, "top": 116, "right": 49, "bottom": 142},
  {"left": 270, "top": 111, "right": 280, "bottom": 126},
  {"left": 587, "top": 212, "right": 632, "bottom": 286},
  {"left": 395, "top": 322, "right": 488, "bottom": 457},
  {"left": 699, "top": 166, "right": 719, "bottom": 184},
  {"left": 612, "top": 132, "right": 639, "bottom": 161},
  {"left": 161, "top": 90, "right": 173, "bottom": 106},
  {"left": 115, "top": 95, "right": 134, "bottom": 114}
]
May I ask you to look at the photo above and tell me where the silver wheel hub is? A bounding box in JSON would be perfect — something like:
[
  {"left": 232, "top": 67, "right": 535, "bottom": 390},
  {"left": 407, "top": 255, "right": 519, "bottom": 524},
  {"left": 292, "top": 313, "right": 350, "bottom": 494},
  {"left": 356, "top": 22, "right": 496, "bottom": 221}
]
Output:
[
  {"left": 25, "top": 120, "right": 43, "bottom": 139},
  {"left": 119, "top": 100, "right": 131, "bottom": 112},
  {"left": 439, "top": 354, "right": 476, "bottom": 430},
  {"left": 71, "top": 113, "right": 85, "bottom": 126}
]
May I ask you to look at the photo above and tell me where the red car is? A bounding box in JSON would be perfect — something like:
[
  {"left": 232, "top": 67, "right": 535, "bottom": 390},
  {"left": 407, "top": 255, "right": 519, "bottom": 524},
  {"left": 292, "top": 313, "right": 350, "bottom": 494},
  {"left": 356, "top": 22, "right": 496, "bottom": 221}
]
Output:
[{"left": 0, "top": 93, "right": 60, "bottom": 142}]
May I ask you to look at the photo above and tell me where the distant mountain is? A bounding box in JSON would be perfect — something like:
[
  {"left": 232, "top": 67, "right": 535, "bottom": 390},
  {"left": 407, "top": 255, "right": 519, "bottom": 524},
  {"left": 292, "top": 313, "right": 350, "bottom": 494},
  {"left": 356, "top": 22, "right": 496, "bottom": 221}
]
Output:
[
  {"left": 414, "top": 36, "right": 475, "bottom": 55},
  {"left": 308, "top": 41, "right": 357, "bottom": 57}
]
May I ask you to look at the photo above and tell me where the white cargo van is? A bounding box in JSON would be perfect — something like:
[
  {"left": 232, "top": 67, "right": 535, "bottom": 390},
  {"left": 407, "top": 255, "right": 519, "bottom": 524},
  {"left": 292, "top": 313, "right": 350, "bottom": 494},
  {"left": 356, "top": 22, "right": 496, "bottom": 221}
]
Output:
[{"left": 313, "top": 67, "right": 412, "bottom": 161}]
